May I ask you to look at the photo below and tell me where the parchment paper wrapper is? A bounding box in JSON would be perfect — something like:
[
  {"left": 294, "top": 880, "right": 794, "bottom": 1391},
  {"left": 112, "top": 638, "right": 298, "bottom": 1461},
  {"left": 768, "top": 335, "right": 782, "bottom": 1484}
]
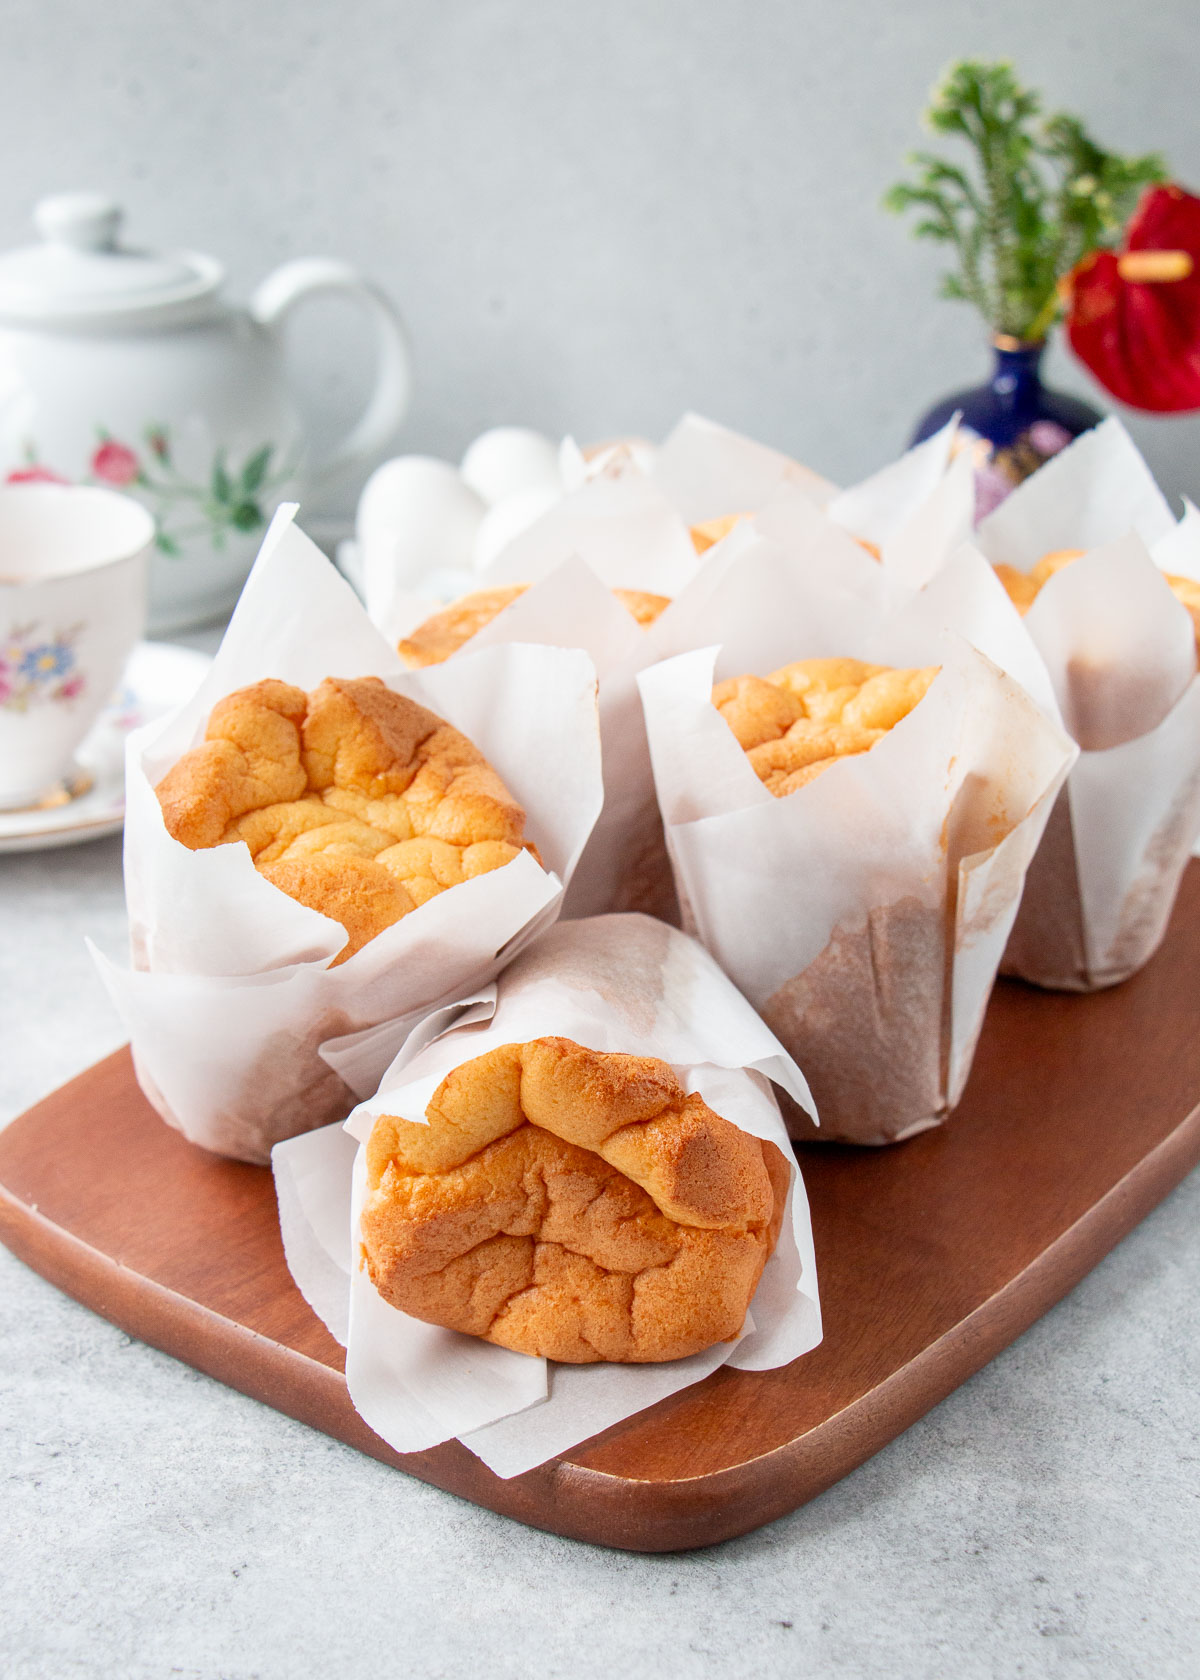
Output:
[
  {"left": 637, "top": 529, "right": 1076, "bottom": 1144},
  {"left": 650, "top": 411, "right": 973, "bottom": 581},
  {"left": 271, "top": 914, "right": 821, "bottom": 1478},
  {"left": 967, "top": 424, "right": 1200, "bottom": 988},
  {"left": 366, "top": 418, "right": 971, "bottom": 923},
  {"left": 1159, "top": 500, "right": 1200, "bottom": 869},
  {"left": 371, "top": 468, "right": 707, "bottom": 920},
  {"left": 974, "top": 416, "right": 1177, "bottom": 567},
  {"left": 649, "top": 411, "right": 839, "bottom": 517},
  {"left": 92, "top": 507, "right": 604, "bottom": 1163},
  {"left": 461, "top": 473, "right": 709, "bottom": 920}
]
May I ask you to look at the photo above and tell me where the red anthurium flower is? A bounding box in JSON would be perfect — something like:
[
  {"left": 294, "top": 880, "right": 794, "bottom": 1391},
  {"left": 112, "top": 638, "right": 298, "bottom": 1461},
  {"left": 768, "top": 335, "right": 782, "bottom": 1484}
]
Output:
[
  {"left": 1065, "top": 183, "right": 1200, "bottom": 412},
  {"left": 91, "top": 438, "right": 141, "bottom": 486}
]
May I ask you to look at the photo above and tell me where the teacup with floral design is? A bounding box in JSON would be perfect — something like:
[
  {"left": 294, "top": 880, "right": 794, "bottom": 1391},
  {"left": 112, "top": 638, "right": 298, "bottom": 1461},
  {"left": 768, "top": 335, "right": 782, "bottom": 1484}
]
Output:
[{"left": 0, "top": 484, "right": 152, "bottom": 809}]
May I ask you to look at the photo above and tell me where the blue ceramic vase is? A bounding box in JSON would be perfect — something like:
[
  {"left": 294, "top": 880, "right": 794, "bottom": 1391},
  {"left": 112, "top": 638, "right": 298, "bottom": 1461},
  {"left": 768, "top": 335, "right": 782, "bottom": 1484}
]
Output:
[{"left": 911, "top": 336, "right": 1103, "bottom": 518}]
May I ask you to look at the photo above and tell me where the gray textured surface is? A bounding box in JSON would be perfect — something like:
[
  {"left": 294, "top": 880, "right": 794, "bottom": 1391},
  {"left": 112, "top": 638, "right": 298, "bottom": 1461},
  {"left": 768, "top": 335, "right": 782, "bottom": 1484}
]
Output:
[
  {"left": 2, "top": 833, "right": 1200, "bottom": 1679},
  {"left": 0, "top": 0, "right": 1197, "bottom": 518}
]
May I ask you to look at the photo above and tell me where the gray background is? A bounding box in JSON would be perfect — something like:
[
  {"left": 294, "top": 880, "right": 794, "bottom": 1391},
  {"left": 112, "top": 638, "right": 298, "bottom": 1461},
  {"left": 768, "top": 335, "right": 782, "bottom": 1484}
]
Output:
[{"left": 1, "top": 0, "right": 1197, "bottom": 517}]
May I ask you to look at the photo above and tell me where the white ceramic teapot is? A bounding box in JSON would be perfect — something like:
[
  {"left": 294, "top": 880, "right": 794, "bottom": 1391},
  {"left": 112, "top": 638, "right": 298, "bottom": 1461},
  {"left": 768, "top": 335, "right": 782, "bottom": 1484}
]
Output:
[{"left": 0, "top": 192, "right": 413, "bottom": 630}]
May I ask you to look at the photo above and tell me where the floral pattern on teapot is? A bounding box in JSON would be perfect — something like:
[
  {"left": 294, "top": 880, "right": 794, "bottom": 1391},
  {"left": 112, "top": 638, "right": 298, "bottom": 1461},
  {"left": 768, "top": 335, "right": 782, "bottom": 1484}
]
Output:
[
  {"left": 0, "top": 620, "right": 85, "bottom": 712},
  {"left": 6, "top": 424, "right": 292, "bottom": 557}
]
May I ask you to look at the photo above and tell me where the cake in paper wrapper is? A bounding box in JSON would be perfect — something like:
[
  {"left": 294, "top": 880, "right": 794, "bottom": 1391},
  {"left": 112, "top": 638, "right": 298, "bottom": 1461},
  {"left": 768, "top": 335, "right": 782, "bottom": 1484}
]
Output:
[
  {"left": 360, "top": 1037, "right": 789, "bottom": 1363},
  {"left": 93, "top": 507, "right": 604, "bottom": 1164},
  {"left": 958, "top": 420, "right": 1200, "bottom": 989},
  {"left": 368, "top": 416, "right": 970, "bottom": 922},
  {"left": 994, "top": 549, "right": 1200, "bottom": 647},
  {"left": 376, "top": 471, "right": 709, "bottom": 921},
  {"left": 637, "top": 529, "right": 1076, "bottom": 1145},
  {"left": 398, "top": 584, "right": 671, "bottom": 667},
  {"left": 272, "top": 914, "right": 821, "bottom": 1477}
]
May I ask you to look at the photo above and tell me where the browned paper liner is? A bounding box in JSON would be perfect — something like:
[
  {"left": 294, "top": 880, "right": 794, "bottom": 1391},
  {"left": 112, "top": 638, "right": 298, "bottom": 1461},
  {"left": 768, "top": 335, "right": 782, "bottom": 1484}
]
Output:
[{"left": 638, "top": 536, "right": 1075, "bottom": 1144}]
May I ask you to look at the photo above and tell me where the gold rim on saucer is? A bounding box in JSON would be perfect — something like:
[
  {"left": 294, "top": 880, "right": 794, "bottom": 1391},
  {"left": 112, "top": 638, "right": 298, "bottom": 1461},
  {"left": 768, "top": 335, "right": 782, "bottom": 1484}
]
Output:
[{"left": 3, "top": 765, "right": 95, "bottom": 815}]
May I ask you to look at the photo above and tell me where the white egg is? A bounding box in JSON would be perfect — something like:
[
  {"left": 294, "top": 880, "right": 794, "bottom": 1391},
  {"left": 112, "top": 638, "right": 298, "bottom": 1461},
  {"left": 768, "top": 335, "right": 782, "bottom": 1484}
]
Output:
[
  {"left": 355, "top": 454, "right": 486, "bottom": 605},
  {"left": 357, "top": 455, "right": 486, "bottom": 560},
  {"left": 460, "top": 427, "right": 563, "bottom": 506},
  {"left": 472, "top": 487, "right": 563, "bottom": 572}
]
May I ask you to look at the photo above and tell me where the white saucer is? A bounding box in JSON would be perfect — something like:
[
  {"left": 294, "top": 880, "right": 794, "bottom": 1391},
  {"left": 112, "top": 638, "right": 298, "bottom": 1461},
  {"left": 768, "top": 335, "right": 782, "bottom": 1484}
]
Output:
[{"left": 0, "top": 640, "right": 213, "bottom": 854}]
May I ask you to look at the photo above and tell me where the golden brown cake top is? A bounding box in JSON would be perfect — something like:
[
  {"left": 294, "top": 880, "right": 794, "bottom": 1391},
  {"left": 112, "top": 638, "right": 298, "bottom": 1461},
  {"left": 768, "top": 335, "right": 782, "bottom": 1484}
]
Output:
[
  {"left": 360, "top": 1036, "right": 788, "bottom": 1363},
  {"left": 398, "top": 584, "right": 672, "bottom": 668},
  {"left": 994, "top": 548, "right": 1200, "bottom": 649},
  {"left": 155, "top": 675, "right": 531, "bottom": 964},
  {"left": 690, "top": 513, "right": 748, "bottom": 553},
  {"left": 690, "top": 513, "right": 881, "bottom": 562},
  {"left": 714, "top": 657, "right": 938, "bottom": 797}
]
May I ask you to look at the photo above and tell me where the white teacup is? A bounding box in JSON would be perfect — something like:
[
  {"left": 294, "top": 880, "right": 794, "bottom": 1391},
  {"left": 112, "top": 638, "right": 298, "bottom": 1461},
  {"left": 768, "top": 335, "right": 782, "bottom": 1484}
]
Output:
[{"left": 0, "top": 484, "right": 153, "bottom": 810}]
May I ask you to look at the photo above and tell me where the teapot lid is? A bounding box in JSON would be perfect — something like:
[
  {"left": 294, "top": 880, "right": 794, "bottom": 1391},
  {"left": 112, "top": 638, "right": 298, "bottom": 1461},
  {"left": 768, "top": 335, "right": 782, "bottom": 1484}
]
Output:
[{"left": 0, "top": 193, "right": 224, "bottom": 324}]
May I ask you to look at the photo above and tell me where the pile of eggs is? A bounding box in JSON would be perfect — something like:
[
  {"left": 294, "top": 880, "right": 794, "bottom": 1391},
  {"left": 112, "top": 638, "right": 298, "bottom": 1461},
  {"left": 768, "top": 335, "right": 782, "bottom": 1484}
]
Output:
[{"left": 354, "top": 427, "right": 569, "bottom": 593}]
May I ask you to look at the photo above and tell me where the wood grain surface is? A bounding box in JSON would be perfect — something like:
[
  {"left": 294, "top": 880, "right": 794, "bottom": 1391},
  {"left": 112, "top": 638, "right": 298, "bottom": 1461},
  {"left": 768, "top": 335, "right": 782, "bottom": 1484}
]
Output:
[{"left": 4, "top": 868, "right": 1200, "bottom": 1553}]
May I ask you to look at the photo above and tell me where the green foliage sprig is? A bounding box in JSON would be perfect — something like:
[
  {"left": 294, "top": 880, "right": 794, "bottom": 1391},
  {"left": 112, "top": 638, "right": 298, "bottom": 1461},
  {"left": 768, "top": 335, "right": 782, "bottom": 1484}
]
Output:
[{"left": 885, "top": 61, "right": 1167, "bottom": 341}]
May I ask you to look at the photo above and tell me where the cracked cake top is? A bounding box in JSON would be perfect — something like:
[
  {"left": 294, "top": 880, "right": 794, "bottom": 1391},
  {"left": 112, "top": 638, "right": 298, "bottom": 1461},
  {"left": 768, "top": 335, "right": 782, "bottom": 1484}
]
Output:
[
  {"left": 713, "top": 656, "right": 938, "bottom": 798},
  {"left": 360, "top": 1036, "right": 788, "bottom": 1363},
  {"left": 155, "top": 675, "right": 533, "bottom": 964},
  {"left": 398, "top": 584, "right": 671, "bottom": 668}
]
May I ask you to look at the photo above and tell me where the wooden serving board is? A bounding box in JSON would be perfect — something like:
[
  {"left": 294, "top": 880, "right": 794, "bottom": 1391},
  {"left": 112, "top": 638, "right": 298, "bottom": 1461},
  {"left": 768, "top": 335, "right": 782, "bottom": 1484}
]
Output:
[{"left": 5, "top": 871, "right": 1200, "bottom": 1555}]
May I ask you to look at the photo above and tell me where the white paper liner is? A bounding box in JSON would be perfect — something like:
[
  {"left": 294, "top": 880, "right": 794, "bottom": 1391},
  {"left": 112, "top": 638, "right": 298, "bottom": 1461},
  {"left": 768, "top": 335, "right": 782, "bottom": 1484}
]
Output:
[
  {"left": 636, "top": 528, "right": 1076, "bottom": 1143},
  {"left": 94, "top": 507, "right": 604, "bottom": 1162},
  {"left": 1156, "top": 499, "right": 1200, "bottom": 865},
  {"left": 272, "top": 1119, "right": 358, "bottom": 1344},
  {"left": 368, "top": 412, "right": 970, "bottom": 640},
  {"left": 272, "top": 914, "right": 821, "bottom": 1478},
  {"left": 650, "top": 412, "right": 839, "bottom": 520},
  {"left": 370, "top": 469, "right": 719, "bottom": 920},
  {"left": 368, "top": 481, "right": 708, "bottom": 919},
  {"left": 648, "top": 412, "right": 971, "bottom": 574},
  {"left": 917, "top": 423, "right": 1200, "bottom": 990},
  {"left": 369, "top": 465, "right": 701, "bottom": 645},
  {"left": 974, "top": 416, "right": 1177, "bottom": 567},
  {"left": 828, "top": 418, "right": 970, "bottom": 558},
  {"left": 996, "top": 538, "right": 1200, "bottom": 987},
  {"left": 480, "top": 470, "right": 701, "bottom": 596},
  {"left": 363, "top": 418, "right": 974, "bottom": 923},
  {"left": 912, "top": 541, "right": 1065, "bottom": 724},
  {"left": 1153, "top": 496, "right": 1200, "bottom": 583}
]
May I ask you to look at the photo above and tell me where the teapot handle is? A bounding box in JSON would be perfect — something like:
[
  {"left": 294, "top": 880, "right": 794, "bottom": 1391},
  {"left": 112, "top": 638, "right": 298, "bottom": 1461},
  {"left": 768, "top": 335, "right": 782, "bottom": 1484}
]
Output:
[{"left": 249, "top": 257, "right": 414, "bottom": 507}]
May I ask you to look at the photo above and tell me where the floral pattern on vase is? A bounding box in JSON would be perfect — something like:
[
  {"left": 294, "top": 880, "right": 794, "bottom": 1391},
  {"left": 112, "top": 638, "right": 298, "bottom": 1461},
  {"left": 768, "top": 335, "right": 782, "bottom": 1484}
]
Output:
[
  {"left": 911, "top": 338, "right": 1103, "bottom": 520},
  {"left": 5, "top": 424, "right": 291, "bottom": 557},
  {"left": 0, "top": 621, "right": 85, "bottom": 712}
]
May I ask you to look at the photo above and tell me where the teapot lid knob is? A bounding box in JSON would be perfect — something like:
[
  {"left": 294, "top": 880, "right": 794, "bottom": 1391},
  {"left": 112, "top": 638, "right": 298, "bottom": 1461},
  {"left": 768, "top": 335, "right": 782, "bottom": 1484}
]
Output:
[{"left": 34, "top": 192, "right": 123, "bottom": 252}]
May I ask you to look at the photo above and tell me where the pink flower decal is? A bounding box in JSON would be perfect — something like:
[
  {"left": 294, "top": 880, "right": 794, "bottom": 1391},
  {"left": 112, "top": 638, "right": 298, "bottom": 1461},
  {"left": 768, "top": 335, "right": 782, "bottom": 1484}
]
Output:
[
  {"left": 90, "top": 439, "right": 140, "bottom": 486},
  {"left": 58, "top": 674, "right": 85, "bottom": 700},
  {"left": 6, "top": 424, "right": 284, "bottom": 557},
  {"left": 6, "top": 465, "right": 67, "bottom": 485}
]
